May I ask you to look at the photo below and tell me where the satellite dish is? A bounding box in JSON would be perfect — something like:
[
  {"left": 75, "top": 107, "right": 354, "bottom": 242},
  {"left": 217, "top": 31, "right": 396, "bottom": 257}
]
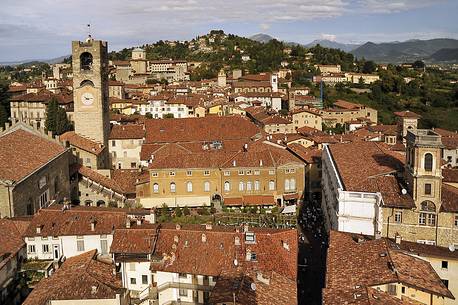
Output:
[
  {"left": 401, "top": 189, "right": 407, "bottom": 195},
  {"left": 449, "top": 244, "right": 455, "bottom": 252},
  {"left": 233, "top": 259, "right": 238, "bottom": 266},
  {"left": 251, "top": 283, "right": 256, "bottom": 291}
]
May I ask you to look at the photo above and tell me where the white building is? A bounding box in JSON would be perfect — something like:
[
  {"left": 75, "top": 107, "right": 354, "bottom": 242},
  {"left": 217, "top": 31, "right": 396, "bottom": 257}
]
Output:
[
  {"left": 23, "top": 205, "right": 128, "bottom": 261},
  {"left": 109, "top": 124, "right": 145, "bottom": 169},
  {"left": 321, "top": 144, "right": 383, "bottom": 235}
]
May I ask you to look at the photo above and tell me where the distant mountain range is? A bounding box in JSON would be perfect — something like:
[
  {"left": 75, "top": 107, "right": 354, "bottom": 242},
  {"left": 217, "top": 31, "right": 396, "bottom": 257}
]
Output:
[
  {"left": 0, "top": 55, "right": 68, "bottom": 67},
  {"left": 351, "top": 39, "right": 458, "bottom": 63},
  {"left": 250, "top": 34, "right": 458, "bottom": 63}
]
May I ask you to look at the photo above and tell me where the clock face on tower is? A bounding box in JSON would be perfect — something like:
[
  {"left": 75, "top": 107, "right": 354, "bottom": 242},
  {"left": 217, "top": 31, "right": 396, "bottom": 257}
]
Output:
[{"left": 81, "top": 92, "right": 94, "bottom": 106}]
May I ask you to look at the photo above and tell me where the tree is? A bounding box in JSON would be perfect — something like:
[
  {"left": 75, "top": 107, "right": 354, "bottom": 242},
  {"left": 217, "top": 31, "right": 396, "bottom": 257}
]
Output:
[
  {"left": 412, "top": 60, "right": 425, "bottom": 70},
  {"left": 163, "top": 113, "right": 174, "bottom": 119},
  {"left": 145, "top": 112, "right": 153, "bottom": 119},
  {"left": 55, "top": 107, "right": 72, "bottom": 135},
  {"left": 182, "top": 206, "right": 191, "bottom": 216},
  {"left": 0, "top": 104, "right": 8, "bottom": 128},
  {"left": 362, "top": 61, "right": 377, "bottom": 74},
  {"left": 174, "top": 206, "right": 183, "bottom": 218},
  {"left": 45, "top": 98, "right": 59, "bottom": 133}
]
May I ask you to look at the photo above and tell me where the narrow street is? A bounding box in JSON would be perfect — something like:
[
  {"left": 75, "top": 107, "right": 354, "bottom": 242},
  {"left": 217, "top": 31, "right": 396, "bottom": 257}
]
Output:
[{"left": 297, "top": 199, "right": 328, "bottom": 305}]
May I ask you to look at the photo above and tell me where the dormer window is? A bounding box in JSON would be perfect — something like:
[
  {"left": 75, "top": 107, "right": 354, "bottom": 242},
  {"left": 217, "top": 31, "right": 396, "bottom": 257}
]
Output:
[{"left": 245, "top": 232, "right": 256, "bottom": 244}]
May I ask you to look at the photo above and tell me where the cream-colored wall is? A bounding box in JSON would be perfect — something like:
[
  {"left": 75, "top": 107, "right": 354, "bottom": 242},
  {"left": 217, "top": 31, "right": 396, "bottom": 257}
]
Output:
[{"left": 373, "top": 283, "right": 446, "bottom": 305}]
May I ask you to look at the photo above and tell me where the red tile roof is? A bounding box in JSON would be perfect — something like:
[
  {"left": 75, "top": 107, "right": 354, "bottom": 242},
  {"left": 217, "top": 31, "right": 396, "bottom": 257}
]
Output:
[
  {"left": 77, "top": 165, "right": 139, "bottom": 195},
  {"left": 443, "top": 168, "right": 458, "bottom": 183},
  {"left": 144, "top": 116, "right": 260, "bottom": 143},
  {"left": 440, "top": 184, "right": 458, "bottom": 213},
  {"left": 0, "top": 129, "right": 67, "bottom": 182},
  {"left": 23, "top": 250, "right": 125, "bottom": 305},
  {"left": 333, "top": 99, "right": 363, "bottom": 110},
  {"left": 60, "top": 131, "right": 105, "bottom": 155},
  {"left": 394, "top": 111, "right": 421, "bottom": 118},
  {"left": 110, "top": 227, "right": 158, "bottom": 255},
  {"left": 0, "top": 218, "right": 27, "bottom": 269},
  {"left": 325, "top": 231, "right": 454, "bottom": 302},
  {"left": 23, "top": 205, "right": 127, "bottom": 237},
  {"left": 109, "top": 124, "right": 145, "bottom": 139}
]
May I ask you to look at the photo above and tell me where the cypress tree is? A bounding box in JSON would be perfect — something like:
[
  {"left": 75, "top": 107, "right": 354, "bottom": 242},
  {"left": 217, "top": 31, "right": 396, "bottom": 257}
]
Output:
[
  {"left": 0, "top": 104, "right": 8, "bottom": 128},
  {"left": 45, "top": 98, "right": 58, "bottom": 133},
  {"left": 55, "top": 107, "right": 72, "bottom": 135}
]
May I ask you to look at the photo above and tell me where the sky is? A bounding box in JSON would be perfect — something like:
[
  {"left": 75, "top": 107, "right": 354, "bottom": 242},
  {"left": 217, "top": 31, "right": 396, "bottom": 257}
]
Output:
[{"left": 0, "top": 0, "right": 457, "bottom": 62}]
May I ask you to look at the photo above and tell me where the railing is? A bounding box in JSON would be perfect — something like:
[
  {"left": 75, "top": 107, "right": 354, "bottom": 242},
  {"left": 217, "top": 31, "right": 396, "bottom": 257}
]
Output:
[{"left": 156, "top": 281, "right": 213, "bottom": 292}]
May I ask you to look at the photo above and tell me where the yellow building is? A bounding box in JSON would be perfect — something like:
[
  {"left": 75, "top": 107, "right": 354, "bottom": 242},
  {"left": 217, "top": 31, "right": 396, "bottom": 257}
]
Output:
[{"left": 137, "top": 143, "right": 305, "bottom": 208}]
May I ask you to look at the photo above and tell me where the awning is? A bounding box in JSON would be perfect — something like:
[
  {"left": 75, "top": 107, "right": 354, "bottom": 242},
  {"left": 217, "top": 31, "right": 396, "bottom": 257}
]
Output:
[
  {"left": 223, "top": 195, "right": 275, "bottom": 207},
  {"left": 282, "top": 204, "right": 297, "bottom": 214},
  {"left": 283, "top": 193, "right": 299, "bottom": 200}
]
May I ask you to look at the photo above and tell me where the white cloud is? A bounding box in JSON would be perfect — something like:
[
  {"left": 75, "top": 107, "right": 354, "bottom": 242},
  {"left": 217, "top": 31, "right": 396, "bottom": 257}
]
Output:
[
  {"left": 357, "top": 0, "right": 445, "bottom": 13},
  {"left": 260, "top": 23, "right": 271, "bottom": 31},
  {"left": 320, "top": 33, "right": 337, "bottom": 41}
]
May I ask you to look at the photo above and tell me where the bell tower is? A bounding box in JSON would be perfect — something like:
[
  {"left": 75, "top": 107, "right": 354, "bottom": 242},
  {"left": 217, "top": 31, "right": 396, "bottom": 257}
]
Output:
[
  {"left": 72, "top": 37, "right": 110, "bottom": 147},
  {"left": 405, "top": 129, "right": 443, "bottom": 218}
]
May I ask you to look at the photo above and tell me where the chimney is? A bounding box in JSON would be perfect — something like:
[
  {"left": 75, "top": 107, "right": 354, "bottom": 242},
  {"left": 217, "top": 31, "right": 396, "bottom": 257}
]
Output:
[
  {"left": 91, "top": 286, "right": 98, "bottom": 294},
  {"left": 136, "top": 217, "right": 142, "bottom": 226},
  {"left": 232, "top": 160, "right": 236, "bottom": 167},
  {"left": 243, "top": 224, "right": 249, "bottom": 233},
  {"left": 395, "top": 233, "right": 402, "bottom": 245},
  {"left": 201, "top": 233, "right": 207, "bottom": 243},
  {"left": 205, "top": 223, "right": 212, "bottom": 230},
  {"left": 36, "top": 225, "right": 42, "bottom": 234},
  {"left": 126, "top": 218, "right": 131, "bottom": 228},
  {"left": 259, "top": 159, "right": 263, "bottom": 166},
  {"left": 243, "top": 143, "right": 248, "bottom": 151},
  {"left": 90, "top": 221, "right": 96, "bottom": 231}
]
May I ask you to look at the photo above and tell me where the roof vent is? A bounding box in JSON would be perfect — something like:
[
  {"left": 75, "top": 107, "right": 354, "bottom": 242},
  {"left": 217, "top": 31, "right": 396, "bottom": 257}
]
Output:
[
  {"left": 251, "top": 283, "right": 257, "bottom": 291},
  {"left": 176, "top": 224, "right": 181, "bottom": 230},
  {"left": 353, "top": 293, "right": 362, "bottom": 299},
  {"left": 395, "top": 233, "right": 402, "bottom": 245},
  {"left": 379, "top": 252, "right": 387, "bottom": 257},
  {"left": 184, "top": 240, "right": 189, "bottom": 247},
  {"left": 174, "top": 235, "right": 179, "bottom": 243},
  {"left": 233, "top": 259, "right": 238, "bottom": 266},
  {"left": 91, "top": 285, "right": 98, "bottom": 294},
  {"left": 401, "top": 188, "right": 407, "bottom": 195}
]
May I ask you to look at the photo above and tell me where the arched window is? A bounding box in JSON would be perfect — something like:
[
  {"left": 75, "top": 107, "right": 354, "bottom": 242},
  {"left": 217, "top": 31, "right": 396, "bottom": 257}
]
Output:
[
  {"left": 269, "top": 180, "right": 275, "bottom": 191},
  {"left": 80, "top": 52, "right": 93, "bottom": 70},
  {"left": 284, "top": 179, "right": 290, "bottom": 191},
  {"left": 424, "top": 153, "right": 433, "bottom": 171},
  {"left": 204, "top": 181, "right": 210, "bottom": 192},
  {"left": 239, "top": 182, "right": 245, "bottom": 191},
  {"left": 170, "top": 182, "right": 176, "bottom": 193},
  {"left": 246, "top": 181, "right": 252, "bottom": 191},
  {"left": 290, "top": 178, "right": 296, "bottom": 190},
  {"left": 186, "top": 182, "right": 193, "bottom": 193},
  {"left": 153, "top": 183, "right": 159, "bottom": 193},
  {"left": 419, "top": 200, "right": 436, "bottom": 226},
  {"left": 254, "top": 180, "right": 260, "bottom": 191},
  {"left": 224, "top": 181, "right": 230, "bottom": 192},
  {"left": 80, "top": 80, "right": 94, "bottom": 87}
]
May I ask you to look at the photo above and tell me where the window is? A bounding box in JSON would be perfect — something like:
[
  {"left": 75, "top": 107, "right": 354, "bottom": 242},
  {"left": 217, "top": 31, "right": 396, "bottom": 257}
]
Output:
[
  {"left": 28, "top": 245, "right": 36, "bottom": 253},
  {"left": 204, "top": 170, "right": 210, "bottom": 176},
  {"left": 186, "top": 170, "right": 192, "bottom": 176},
  {"left": 142, "top": 275, "right": 148, "bottom": 285},
  {"left": 130, "top": 162, "right": 137, "bottom": 168},
  {"left": 442, "top": 279, "right": 449, "bottom": 288},
  {"left": 387, "top": 284, "right": 397, "bottom": 296},
  {"left": 419, "top": 201, "right": 436, "bottom": 226},
  {"left": 42, "top": 244, "right": 50, "bottom": 253},
  {"left": 247, "top": 181, "right": 252, "bottom": 191},
  {"left": 224, "top": 181, "right": 230, "bottom": 192},
  {"left": 290, "top": 178, "right": 296, "bottom": 190},
  {"left": 394, "top": 211, "right": 402, "bottom": 223},
  {"left": 204, "top": 181, "right": 210, "bottom": 192},
  {"left": 238, "top": 170, "right": 244, "bottom": 175},
  {"left": 179, "top": 289, "right": 188, "bottom": 297},
  {"left": 224, "top": 171, "right": 230, "bottom": 176},
  {"left": 254, "top": 180, "right": 260, "bottom": 191},
  {"left": 169, "top": 171, "right": 175, "bottom": 176},
  {"left": 179, "top": 273, "right": 187, "bottom": 278},
  {"left": 401, "top": 286, "right": 406, "bottom": 294},
  {"left": 153, "top": 183, "right": 159, "bottom": 193},
  {"left": 152, "top": 172, "right": 158, "bottom": 177},
  {"left": 425, "top": 183, "right": 432, "bottom": 195},
  {"left": 186, "top": 181, "right": 193, "bottom": 192},
  {"left": 269, "top": 170, "right": 275, "bottom": 175},
  {"left": 129, "top": 263, "right": 136, "bottom": 271},
  {"left": 130, "top": 278, "right": 136, "bottom": 285},
  {"left": 246, "top": 170, "right": 252, "bottom": 175},
  {"left": 269, "top": 180, "right": 275, "bottom": 190},
  {"left": 455, "top": 215, "right": 458, "bottom": 227},
  {"left": 424, "top": 153, "right": 433, "bottom": 171},
  {"left": 245, "top": 232, "right": 256, "bottom": 243},
  {"left": 254, "top": 170, "right": 260, "bottom": 175},
  {"left": 239, "top": 182, "right": 245, "bottom": 191},
  {"left": 77, "top": 240, "right": 85, "bottom": 252},
  {"left": 284, "top": 179, "right": 290, "bottom": 191},
  {"left": 101, "top": 239, "right": 108, "bottom": 254},
  {"left": 417, "top": 240, "right": 436, "bottom": 245},
  {"left": 442, "top": 261, "right": 448, "bottom": 269},
  {"left": 170, "top": 182, "right": 176, "bottom": 193}
]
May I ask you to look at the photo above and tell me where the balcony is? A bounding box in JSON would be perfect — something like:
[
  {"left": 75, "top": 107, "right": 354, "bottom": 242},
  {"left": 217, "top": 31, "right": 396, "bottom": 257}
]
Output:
[{"left": 406, "top": 129, "right": 443, "bottom": 147}]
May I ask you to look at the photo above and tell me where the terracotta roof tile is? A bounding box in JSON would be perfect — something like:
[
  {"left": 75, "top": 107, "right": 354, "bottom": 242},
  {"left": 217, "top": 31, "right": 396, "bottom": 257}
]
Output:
[
  {"left": 0, "top": 218, "right": 26, "bottom": 269},
  {"left": 0, "top": 129, "right": 67, "bottom": 181},
  {"left": 23, "top": 205, "right": 127, "bottom": 237},
  {"left": 443, "top": 168, "right": 458, "bottom": 183},
  {"left": 440, "top": 184, "right": 458, "bottom": 213},
  {"left": 60, "top": 131, "right": 105, "bottom": 155},
  {"left": 109, "top": 124, "right": 145, "bottom": 139},
  {"left": 23, "top": 250, "right": 125, "bottom": 305}
]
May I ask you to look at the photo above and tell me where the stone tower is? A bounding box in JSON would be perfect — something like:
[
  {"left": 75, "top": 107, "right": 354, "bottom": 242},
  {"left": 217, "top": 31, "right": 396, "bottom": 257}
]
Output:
[
  {"left": 405, "top": 129, "right": 444, "bottom": 220},
  {"left": 394, "top": 111, "right": 420, "bottom": 143},
  {"left": 217, "top": 69, "right": 226, "bottom": 88},
  {"left": 72, "top": 37, "right": 110, "bottom": 147}
]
